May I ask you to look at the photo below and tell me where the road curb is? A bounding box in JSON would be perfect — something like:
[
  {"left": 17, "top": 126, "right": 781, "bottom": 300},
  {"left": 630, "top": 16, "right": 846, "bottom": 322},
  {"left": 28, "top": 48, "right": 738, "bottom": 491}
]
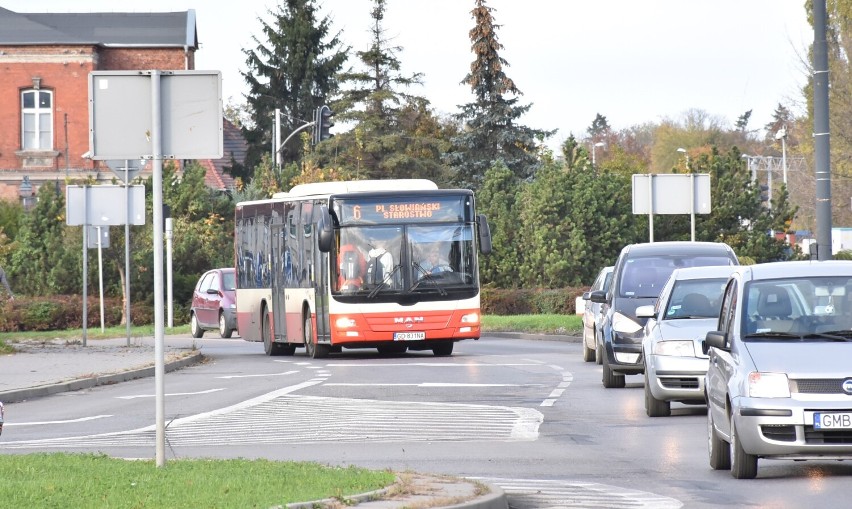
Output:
[
  {"left": 486, "top": 331, "right": 580, "bottom": 343},
  {"left": 0, "top": 351, "right": 204, "bottom": 404}
]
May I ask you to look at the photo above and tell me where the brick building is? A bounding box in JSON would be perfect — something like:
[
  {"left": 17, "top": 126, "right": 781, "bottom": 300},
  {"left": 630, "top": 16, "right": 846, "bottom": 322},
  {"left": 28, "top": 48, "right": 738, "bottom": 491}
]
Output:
[{"left": 0, "top": 7, "right": 239, "bottom": 204}]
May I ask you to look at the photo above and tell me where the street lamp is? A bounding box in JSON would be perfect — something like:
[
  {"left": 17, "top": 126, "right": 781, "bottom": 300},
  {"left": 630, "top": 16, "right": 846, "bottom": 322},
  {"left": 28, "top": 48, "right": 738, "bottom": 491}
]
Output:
[
  {"left": 775, "top": 126, "right": 788, "bottom": 185},
  {"left": 676, "top": 147, "right": 690, "bottom": 171},
  {"left": 592, "top": 141, "right": 605, "bottom": 166},
  {"left": 18, "top": 175, "right": 34, "bottom": 211}
]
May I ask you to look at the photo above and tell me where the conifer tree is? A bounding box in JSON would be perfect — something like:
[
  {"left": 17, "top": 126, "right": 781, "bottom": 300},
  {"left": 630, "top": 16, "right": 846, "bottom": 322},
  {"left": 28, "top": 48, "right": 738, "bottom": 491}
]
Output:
[
  {"left": 242, "top": 0, "right": 348, "bottom": 177},
  {"left": 447, "top": 0, "right": 553, "bottom": 189}
]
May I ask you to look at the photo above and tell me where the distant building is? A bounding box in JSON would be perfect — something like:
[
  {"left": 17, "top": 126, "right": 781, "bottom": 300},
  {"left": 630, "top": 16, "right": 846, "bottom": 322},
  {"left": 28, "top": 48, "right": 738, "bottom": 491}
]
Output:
[{"left": 0, "top": 7, "right": 241, "bottom": 204}]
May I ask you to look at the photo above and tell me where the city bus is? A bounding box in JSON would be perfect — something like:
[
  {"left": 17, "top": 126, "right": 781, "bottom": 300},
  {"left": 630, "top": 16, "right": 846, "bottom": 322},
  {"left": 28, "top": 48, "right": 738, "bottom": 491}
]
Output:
[{"left": 234, "top": 179, "right": 491, "bottom": 358}]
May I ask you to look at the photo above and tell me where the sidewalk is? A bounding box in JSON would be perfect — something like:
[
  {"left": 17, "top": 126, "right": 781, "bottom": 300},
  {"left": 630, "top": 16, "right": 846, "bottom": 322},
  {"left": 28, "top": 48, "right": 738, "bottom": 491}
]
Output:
[{"left": 0, "top": 334, "right": 509, "bottom": 509}]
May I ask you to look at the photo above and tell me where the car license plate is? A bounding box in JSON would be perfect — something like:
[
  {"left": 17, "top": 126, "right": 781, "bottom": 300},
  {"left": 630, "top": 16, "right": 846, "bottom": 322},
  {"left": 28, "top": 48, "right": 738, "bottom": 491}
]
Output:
[
  {"left": 813, "top": 412, "right": 852, "bottom": 429},
  {"left": 394, "top": 332, "right": 425, "bottom": 341}
]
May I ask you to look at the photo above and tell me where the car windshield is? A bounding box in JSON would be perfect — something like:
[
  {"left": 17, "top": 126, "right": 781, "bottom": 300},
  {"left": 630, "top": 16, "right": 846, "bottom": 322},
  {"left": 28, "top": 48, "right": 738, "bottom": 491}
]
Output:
[
  {"left": 743, "top": 276, "right": 852, "bottom": 340},
  {"left": 620, "top": 256, "right": 735, "bottom": 298},
  {"left": 663, "top": 278, "right": 727, "bottom": 319}
]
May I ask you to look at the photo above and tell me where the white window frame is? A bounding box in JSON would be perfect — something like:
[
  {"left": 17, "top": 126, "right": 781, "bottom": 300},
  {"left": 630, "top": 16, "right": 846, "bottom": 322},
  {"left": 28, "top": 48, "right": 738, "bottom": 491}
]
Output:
[{"left": 21, "top": 89, "right": 54, "bottom": 151}]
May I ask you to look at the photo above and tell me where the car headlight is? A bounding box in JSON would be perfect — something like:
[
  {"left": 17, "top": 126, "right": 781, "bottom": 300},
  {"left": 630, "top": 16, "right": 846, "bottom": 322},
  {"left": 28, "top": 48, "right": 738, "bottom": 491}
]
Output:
[
  {"left": 653, "top": 340, "right": 695, "bottom": 357},
  {"left": 747, "top": 372, "right": 790, "bottom": 398},
  {"left": 612, "top": 312, "right": 642, "bottom": 334}
]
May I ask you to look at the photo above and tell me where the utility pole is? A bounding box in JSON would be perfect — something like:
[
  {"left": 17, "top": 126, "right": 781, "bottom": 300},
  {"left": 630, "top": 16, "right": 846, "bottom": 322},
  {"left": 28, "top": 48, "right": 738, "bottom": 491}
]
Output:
[{"left": 814, "top": 0, "right": 832, "bottom": 260}]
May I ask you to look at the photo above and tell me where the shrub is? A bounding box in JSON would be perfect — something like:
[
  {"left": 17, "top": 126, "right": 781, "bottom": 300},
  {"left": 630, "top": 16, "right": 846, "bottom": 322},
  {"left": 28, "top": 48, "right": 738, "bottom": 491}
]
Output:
[{"left": 481, "top": 287, "right": 588, "bottom": 315}]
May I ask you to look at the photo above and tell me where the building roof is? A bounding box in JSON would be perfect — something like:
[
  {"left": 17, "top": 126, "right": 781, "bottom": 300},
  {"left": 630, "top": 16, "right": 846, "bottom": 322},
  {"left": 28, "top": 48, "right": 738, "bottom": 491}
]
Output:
[{"left": 0, "top": 8, "right": 197, "bottom": 47}]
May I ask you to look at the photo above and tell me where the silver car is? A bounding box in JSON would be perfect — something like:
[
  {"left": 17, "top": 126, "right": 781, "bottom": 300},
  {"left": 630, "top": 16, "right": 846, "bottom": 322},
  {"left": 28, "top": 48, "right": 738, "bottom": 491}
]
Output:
[
  {"left": 705, "top": 261, "right": 852, "bottom": 479},
  {"left": 638, "top": 265, "right": 734, "bottom": 417},
  {"left": 581, "top": 266, "right": 613, "bottom": 363}
]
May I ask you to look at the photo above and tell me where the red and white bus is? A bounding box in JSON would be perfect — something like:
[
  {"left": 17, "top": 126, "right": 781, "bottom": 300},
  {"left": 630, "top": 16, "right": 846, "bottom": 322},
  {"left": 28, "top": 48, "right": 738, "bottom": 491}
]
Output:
[{"left": 234, "top": 179, "right": 492, "bottom": 358}]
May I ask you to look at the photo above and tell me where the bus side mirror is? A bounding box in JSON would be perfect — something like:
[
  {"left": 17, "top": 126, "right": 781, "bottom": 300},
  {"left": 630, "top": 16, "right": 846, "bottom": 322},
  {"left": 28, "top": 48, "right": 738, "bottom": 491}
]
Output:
[
  {"left": 317, "top": 206, "right": 333, "bottom": 253},
  {"left": 477, "top": 214, "right": 492, "bottom": 254}
]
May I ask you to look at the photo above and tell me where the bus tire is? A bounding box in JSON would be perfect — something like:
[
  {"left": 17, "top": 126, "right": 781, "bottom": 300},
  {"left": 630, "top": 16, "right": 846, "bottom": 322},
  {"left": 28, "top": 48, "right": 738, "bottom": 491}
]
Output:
[
  {"left": 432, "top": 342, "right": 454, "bottom": 356},
  {"left": 304, "top": 314, "right": 330, "bottom": 359}
]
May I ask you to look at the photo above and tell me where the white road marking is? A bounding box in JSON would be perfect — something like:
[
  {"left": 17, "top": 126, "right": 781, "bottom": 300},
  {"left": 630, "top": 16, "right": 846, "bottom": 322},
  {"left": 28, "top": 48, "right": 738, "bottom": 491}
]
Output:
[
  {"left": 4, "top": 415, "right": 112, "bottom": 427},
  {"left": 116, "top": 388, "right": 226, "bottom": 400},
  {"left": 326, "top": 362, "right": 540, "bottom": 367},
  {"left": 540, "top": 399, "right": 556, "bottom": 407},
  {"left": 324, "top": 383, "right": 536, "bottom": 387},
  {"left": 474, "top": 477, "right": 683, "bottom": 509},
  {"left": 216, "top": 370, "right": 298, "bottom": 379},
  {"left": 547, "top": 388, "right": 565, "bottom": 398}
]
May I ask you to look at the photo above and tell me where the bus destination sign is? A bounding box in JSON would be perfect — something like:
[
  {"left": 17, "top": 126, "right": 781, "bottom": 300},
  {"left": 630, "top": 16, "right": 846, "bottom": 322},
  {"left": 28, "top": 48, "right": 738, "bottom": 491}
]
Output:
[{"left": 335, "top": 196, "right": 469, "bottom": 225}]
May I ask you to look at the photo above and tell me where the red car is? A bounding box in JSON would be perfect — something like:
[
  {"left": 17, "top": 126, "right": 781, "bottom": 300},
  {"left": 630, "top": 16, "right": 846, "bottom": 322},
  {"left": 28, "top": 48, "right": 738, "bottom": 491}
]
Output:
[{"left": 190, "top": 268, "right": 237, "bottom": 338}]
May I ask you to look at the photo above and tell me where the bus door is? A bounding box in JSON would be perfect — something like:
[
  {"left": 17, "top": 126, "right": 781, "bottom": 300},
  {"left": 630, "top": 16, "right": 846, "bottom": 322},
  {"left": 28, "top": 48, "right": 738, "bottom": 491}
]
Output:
[{"left": 271, "top": 222, "right": 287, "bottom": 340}]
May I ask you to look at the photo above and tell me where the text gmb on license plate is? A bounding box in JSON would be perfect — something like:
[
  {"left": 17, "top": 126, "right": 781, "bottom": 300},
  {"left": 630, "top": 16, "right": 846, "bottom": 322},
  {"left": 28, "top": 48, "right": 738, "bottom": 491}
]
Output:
[
  {"left": 813, "top": 412, "right": 852, "bottom": 429},
  {"left": 394, "top": 331, "right": 425, "bottom": 341}
]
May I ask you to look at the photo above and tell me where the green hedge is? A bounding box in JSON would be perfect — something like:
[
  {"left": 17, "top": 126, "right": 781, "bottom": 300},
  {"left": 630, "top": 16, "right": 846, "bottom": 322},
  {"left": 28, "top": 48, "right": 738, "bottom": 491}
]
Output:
[
  {"left": 481, "top": 286, "right": 587, "bottom": 315},
  {"left": 0, "top": 296, "right": 186, "bottom": 333}
]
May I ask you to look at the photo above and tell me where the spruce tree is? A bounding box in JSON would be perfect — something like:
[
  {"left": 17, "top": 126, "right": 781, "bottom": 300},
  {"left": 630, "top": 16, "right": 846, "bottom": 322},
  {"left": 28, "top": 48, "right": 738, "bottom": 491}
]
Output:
[
  {"left": 242, "top": 0, "right": 348, "bottom": 178},
  {"left": 324, "top": 0, "right": 449, "bottom": 181},
  {"left": 447, "top": 0, "right": 553, "bottom": 189}
]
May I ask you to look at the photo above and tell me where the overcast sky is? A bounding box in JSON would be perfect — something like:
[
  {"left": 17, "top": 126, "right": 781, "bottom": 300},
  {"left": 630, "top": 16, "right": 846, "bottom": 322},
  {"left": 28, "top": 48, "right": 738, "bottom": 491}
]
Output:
[{"left": 6, "top": 1, "right": 814, "bottom": 151}]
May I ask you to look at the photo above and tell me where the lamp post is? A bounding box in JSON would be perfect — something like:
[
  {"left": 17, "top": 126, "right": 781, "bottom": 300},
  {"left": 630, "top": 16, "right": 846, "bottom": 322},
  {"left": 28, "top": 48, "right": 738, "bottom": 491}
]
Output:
[
  {"left": 592, "top": 141, "right": 605, "bottom": 165},
  {"left": 676, "top": 147, "right": 689, "bottom": 171},
  {"left": 18, "top": 176, "right": 34, "bottom": 211},
  {"left": 775, "top": 126, "right": 788, "bottom": 185}
]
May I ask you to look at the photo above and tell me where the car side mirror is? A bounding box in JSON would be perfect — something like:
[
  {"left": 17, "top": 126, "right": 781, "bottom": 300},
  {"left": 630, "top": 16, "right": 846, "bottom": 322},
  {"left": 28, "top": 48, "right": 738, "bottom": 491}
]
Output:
[
  {"left": 589, "top": 290, "right": 608, "bottom": 304},
  {"left": 703, "top": 330, "right": 728, "bottom": 354}
]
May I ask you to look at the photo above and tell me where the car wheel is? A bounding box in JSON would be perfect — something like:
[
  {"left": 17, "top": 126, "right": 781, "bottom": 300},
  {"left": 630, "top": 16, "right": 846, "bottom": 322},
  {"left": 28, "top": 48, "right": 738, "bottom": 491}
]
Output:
[
  {"left": 644, "top": 370, "right": 671, "bottom": 417},
  {"left": 218, "top": 312, "right": 233, "bottom": 339},
  {"left": 304, "top": 314, "right": 330, "bottom": 359},
  {"left": 708, "top": 406, "right": 731, "bottom": 470},
  {"left": 432, "top": 342, "right": 454, "bottom": 356},
  {"left": 582, "top": 328, "right": 595, "bottom": 362},
  {"left": 602, "top": 353, "right": 625, "bottom": 388},
  {"left": 730, "top": 421, "right": 758, "bottom": 479},
  {"left": 190, "top": 312, "right": 204, "bottom": 339}
]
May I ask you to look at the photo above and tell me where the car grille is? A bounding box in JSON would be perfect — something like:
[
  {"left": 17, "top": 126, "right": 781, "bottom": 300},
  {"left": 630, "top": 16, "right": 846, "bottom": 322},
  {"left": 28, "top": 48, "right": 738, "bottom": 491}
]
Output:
[
  {"left": 804, "top": 426, "right": 852, "bottom": 444},
  {"left": 660, "top": 377, "right": 699, "bottom": 390},
  {"left": 791, "top": 378, "right": 849, "bottom": 394},
  {"left": 761, "top": 424, "right": 796, "bottom": 442}
]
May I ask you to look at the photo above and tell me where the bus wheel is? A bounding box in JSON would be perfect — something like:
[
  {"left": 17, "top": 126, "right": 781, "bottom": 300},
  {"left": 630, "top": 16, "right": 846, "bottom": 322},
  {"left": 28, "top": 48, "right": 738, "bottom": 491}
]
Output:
[
  {"left": 303, "top": 314, "right": 330, "bottom": 359},
  {"left": 432, "top": 342, "right": 454, "bottom": 356},
  {"left": 262, "top": 308, "right": 275, "bottom": 355}
]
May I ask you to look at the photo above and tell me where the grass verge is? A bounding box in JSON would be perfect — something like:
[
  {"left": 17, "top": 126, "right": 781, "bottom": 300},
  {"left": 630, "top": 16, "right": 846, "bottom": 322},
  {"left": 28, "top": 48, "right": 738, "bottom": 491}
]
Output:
[
  {"left": 481, "top": 313, "right": 582, "bottom": 335},
  {"left": 0, "top": 453, "right": 395, "bottom": 509}
]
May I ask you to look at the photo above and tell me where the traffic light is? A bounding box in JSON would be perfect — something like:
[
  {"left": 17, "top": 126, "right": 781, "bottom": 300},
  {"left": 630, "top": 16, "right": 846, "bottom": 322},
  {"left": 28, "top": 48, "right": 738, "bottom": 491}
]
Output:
[{"left": 313, "top": 105, "right": 333, "bottom": 144}]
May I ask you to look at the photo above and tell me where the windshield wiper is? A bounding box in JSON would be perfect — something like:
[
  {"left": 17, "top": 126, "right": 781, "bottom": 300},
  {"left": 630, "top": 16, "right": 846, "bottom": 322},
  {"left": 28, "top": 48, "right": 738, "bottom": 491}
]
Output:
[
  {"left": 367, "top": 264, "right": 403, "bottom": 299},
  {"left": 744, "top": 331, "right": 803, "bottom": 340},
  {"left": 800, "top": 331, "right": 852, "bottom": 342},
  {"left": 410, "top": 262, "right": 447, "bottom": 296}
]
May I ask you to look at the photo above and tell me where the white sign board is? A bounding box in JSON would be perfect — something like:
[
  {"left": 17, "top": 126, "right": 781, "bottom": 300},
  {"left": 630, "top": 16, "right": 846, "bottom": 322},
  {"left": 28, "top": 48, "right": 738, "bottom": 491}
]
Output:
[
  {"left": 66, "top": 185, "right": 146, "bottom": 226},
  {"left": 89, "top": 71, "right": 223, "bottom": 160},
  {"left": 632, "top": 173, "right": 712, "bottom": 215},
  {"left": 87, "top": 226, "right": 110, "bottom": 249}
]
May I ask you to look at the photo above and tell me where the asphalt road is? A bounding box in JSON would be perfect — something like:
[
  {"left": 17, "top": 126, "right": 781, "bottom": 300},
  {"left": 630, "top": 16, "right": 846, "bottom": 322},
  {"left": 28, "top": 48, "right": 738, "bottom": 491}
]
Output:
[{"left": 2, "top": 336, "right": 850, "bottom": 508}]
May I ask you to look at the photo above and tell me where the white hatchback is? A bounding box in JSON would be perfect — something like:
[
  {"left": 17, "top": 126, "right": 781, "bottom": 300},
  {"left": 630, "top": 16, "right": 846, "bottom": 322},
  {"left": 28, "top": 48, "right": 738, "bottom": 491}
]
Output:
[{"left": 638, "top": 265, "right": 735, "bottom": 417}]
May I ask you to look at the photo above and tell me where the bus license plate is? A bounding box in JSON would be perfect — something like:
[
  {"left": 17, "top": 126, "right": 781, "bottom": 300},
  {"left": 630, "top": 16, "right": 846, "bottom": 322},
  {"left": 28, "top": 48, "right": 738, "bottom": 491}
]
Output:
[
  {"left": 814, "top": 412, "right": 852, "bottom": 429},
  {"left": 394, "top": 332, "right": 425, "bottom": 341}
]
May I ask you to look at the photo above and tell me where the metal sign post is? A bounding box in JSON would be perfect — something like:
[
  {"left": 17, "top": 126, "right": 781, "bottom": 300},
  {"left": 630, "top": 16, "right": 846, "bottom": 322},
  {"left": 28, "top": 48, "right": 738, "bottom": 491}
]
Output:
[{"left": 88, "top": 70, "right": 222, "bottom": 468}]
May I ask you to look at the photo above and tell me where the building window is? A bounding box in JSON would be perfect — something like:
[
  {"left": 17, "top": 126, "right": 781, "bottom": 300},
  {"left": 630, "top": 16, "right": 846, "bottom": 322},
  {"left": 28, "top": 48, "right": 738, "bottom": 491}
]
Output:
[{"left": 21, "top": 89, "right": 53, "bottom": 150}]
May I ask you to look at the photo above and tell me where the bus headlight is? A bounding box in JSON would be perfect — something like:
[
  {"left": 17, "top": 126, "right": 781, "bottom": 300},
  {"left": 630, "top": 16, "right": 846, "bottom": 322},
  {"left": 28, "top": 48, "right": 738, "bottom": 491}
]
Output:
[
  {"left": 460, "top": 312, "right": 480, "bottom": 324},
  {"left": 335, "top": 317, "right": 357, "bottom": 328}
]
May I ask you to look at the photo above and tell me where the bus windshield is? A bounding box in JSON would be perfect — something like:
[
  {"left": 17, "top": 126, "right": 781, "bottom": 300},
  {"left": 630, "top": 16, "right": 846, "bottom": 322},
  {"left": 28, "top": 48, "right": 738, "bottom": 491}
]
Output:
[{"left": 334, "top": 223, "right": 478, "bottom": 300}]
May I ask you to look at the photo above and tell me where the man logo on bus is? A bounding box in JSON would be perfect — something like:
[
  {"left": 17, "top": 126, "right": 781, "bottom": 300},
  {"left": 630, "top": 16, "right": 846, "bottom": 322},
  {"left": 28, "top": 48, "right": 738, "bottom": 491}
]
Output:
[
  {"left": 395, "top": 316, "right": 424, "bottom": 324},
  {"left": 842, "top": 378, "right": 852, "bottom": 395}
]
